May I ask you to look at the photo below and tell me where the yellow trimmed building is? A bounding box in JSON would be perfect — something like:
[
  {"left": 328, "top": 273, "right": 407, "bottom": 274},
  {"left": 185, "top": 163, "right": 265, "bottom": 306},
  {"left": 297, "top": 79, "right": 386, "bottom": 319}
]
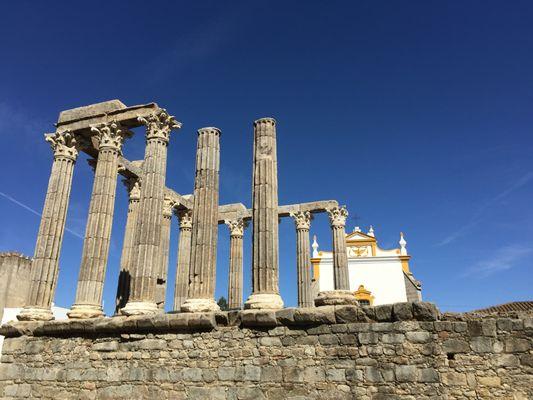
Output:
[{"left": 310, "top": 226, "right": 422, "bottom": 306}]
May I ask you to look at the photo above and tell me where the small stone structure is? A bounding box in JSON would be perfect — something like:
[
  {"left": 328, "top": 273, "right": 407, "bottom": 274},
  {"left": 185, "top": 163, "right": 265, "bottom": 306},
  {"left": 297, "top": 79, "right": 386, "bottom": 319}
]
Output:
[
  {"left": 0, "top": 302, "right": 531, "bottom": 398},
  {"left": 0, "top": 253, "right": 32, "bottom": 321}
]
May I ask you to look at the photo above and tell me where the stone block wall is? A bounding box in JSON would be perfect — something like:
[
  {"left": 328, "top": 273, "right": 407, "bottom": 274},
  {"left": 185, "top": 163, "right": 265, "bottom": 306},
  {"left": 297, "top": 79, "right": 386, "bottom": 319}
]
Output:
[{"left": 0, "top": 302, "right": 531, "bottom": 399}]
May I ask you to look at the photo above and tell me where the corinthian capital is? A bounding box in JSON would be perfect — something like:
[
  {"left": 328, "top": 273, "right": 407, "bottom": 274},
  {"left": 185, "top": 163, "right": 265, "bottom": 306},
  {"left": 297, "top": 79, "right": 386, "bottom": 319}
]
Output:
[
  {"left": 138, "top": 109, "right": 182, "bottom": 144},
  {"left": 225, "top": 219, "right": 247, "bottom": 237},
  {"left": 45, "top": 130, "right": 78, "bottom": 161},
  {"left": 327, "top": 206, "right": 348, "bottom": 228},
  {"left": 91, "top": 121, "right": 127, "bottom": 152},
  {"left": 163, "top": 196, "right": 176, "bottom": 218},
  {"left": 176, "top": 210, "right": 193, "bottom": 230},
  {"left": 290, "top": 211, "right": 312, "bottom": 230},
  {"left": 122, "top": 177, "right": 141, "bottom": 201}
]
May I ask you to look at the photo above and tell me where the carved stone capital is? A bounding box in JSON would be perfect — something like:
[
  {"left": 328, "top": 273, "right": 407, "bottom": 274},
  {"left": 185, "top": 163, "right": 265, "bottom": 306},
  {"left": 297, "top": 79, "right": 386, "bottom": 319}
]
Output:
[
  {"left": 176, "top": 209, "right": 193, "bottom": 230},
  {"left": 290, "top": 211, "right": 312, "bottom": 230},
  {"left": 138, "top": 109, "right": 181, "bottom": 144},
  {"left": 225, "top": 218, "right": 247, "bottom": 237},
  {"left": 90, "top": 120, "right": 127, "bottom": 153},
  {"left": 45, "top": 130, "right": 78, "bottom": 161},
  {"left": 327, "top": 206, "right": 348, "bottom": 228},
  {"left": 122, "top": 177, "right": 141, "bottom": 201},
  {"left": 163, "top": 196, "right": 176, "bottom": 218}
]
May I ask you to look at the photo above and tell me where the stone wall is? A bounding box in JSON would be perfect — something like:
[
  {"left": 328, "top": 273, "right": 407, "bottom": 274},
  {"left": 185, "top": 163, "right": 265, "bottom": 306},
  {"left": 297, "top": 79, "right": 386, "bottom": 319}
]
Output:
[
  {"left": 0, "top": 253, "right": 32, "bottom": 320},
  {"left": 0, "top": 302, "right": 531, "bottom": 399}
]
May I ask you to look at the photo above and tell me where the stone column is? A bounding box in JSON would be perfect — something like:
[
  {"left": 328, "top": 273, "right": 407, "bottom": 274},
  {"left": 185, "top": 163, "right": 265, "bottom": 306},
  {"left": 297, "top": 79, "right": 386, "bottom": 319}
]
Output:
[
  {"left": 69, "top": 121, "right": 127, "bottom": 319},
  {"left": 315, "top": 206, "right": 358, "bottom": 306},
  {"left": 290, "top": 211, "right": 314, "bottom": 308},
  {"left": 115, "top": 178, "right": 140, "bottom": 314},
  {"left": 155, "top": 196, "right": 174, "bottom": 309},
  {"left": 18, "top": 131, "right": 78, "bottom": 321},
  {"left": 181, "top": 127, "right": 221, "bottom": 312},
  {"left": 173, "top": 210, "right": 192, "bottom": 311},
  {"left": 122, "top": 110, "right": 181, "bottom": 316},
  {"left": 225, "top": 218, "right": 246, "bottom": 310},
  {"left": 245, "top": 118, "right": 284, "bottom": 309}
]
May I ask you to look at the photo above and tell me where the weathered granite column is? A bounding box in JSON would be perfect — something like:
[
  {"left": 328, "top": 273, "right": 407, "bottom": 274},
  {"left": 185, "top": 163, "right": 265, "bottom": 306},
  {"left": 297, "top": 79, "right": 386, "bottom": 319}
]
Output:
[
  {"left": 155, "top": 196, "right": 174, "bottom": 309},
  {"left": 173, "top": 210, "right": 192, "bottom": 311},
  {"left": 225, "top": 219, "right": 246, "bottom": 310},
  {"left": 245, "top": 118, "right": 284, "bottom": 309},
  {"left": 181, "top": 127, "right": 221, "bottom": 312},
  {"left": 290, "top": 211, "right": 314, "bottom": 308},
  {"left": 18, "top": 131, "right": 78, "bottom": 321},
  {"left": 315, "top": 206, "right": 358, "bottom": 306},
  {"left": 115, "top": 178, "right": 141, "bottom": 314},
  {"left": 122, "top": 110, "right": 181, "bottom": 316},
  {"left": 69, "top": 122, "right": 128, "bottom": 319}
]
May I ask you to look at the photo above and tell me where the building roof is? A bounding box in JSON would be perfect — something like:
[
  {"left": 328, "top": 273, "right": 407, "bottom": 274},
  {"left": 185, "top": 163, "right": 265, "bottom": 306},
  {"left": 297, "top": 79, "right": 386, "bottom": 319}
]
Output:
[{"left": 469, "top": 301, "right": 533, "bottom": 315}]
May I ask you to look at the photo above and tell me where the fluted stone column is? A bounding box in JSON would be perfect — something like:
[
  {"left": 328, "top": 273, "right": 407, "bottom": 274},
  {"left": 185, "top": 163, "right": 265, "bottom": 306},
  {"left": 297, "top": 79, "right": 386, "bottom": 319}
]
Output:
[
  {"left": 69, "top": 121, "right": 128, "bottom": 319},
  {"left": 173, "top": 210, "right": 192, "bottom": 311},
  {"left": 181, "top": 127, "right": 221, "bottom": 312},
  {"left": 122, "top": 110, "right": 181, "bottom": 316},
  {"left": 115, "top": 178, "right": 141, "bottom": 314},
  {"left": 245, "top": 118, "right": 284, "bottom": 309},
  {"left": 155, "top": 196, "right": 174, "bottom": 309},
  {"left": 18, "top": 131, "right": 78, "bottom": 321},
  {"left": 315, "top": 206, "right": 358, "bottom": 306},
  {"left": 290, "top": 211, "right": 314, "bottom": 308},
  {"left": 226, "top": 219, "right": 246, "bottom": 310}
]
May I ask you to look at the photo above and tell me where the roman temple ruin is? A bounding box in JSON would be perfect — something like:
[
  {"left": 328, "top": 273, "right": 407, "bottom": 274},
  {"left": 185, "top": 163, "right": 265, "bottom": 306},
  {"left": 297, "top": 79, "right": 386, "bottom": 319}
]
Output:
[{"left": 0, "top": 100, "right": 530, "bottom": 399}]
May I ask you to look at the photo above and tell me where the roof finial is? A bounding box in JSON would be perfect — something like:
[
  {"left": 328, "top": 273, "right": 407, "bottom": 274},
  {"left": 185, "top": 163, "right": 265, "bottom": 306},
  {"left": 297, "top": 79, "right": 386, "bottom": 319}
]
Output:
[
  {"left": 367, "top": 225, "right": 375, "bottom": 237},
  {"left": 312, "top": 234, "right": 319, "bottom": 258},
  {"left": 353, "top": 226, "right": 361, "bottom": 233},
  {"left": 399, "top": 232, "right": 407, "bottom": 255}
]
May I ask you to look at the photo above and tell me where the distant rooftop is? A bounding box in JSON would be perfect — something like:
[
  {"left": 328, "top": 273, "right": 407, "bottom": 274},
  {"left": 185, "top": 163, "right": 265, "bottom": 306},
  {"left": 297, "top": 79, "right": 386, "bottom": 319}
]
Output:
[{"left": 469, "top": 301, "right": 533, "bottom": 315}]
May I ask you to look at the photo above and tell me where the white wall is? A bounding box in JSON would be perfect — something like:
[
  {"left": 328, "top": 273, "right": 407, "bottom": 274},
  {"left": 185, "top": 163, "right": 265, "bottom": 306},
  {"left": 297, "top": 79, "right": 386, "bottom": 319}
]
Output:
[{"left": 318, "top": 256, "right": 408, "bottom": 305}]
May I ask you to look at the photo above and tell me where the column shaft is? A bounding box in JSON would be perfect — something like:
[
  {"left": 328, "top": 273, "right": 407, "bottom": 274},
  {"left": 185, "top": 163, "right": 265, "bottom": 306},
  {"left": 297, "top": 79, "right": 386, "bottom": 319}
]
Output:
[
  {"left": 18, "top": 131, "right": 78, "bottom": 321},
  {"left": 245, "top": 118, "right": 283, "bottom": 309},
  {"left": 291, "top": 211, "right": 313, "bottom": 308},
  {"left": 156, "top": 197, "right": 174, "bottom": 309},
  {"left": 69, "top": 122, "right": 126, "bottom": 319},
  {"left": 181, "top": 127, "right": 221, "bottom": 312},
  {"left": 115, "top": 178, "right": 140, "bottom": 314},
  {"left": 122, "top": 110, "right": 180, "bottom": 316},
  {"left": 315, "top": 206, "right": 357, "bottom": 306},
  {"left": 173, "top": 210, "right": 192, "bottom": 311},
  {"left": 226, "top": 219, "right": 245, "bottom": 310}
]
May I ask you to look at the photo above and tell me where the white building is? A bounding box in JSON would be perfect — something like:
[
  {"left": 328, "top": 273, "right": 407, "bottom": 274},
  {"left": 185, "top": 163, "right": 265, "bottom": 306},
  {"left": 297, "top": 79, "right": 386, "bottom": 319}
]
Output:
[{"left": 311, "top": 226, "right": 422, "bottom": 306}]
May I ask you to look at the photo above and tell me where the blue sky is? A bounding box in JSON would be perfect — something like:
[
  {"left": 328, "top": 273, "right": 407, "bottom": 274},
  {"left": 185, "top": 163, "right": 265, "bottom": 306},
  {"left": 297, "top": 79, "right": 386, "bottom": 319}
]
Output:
[{"left": 0, "top": 1, "right": 532, "bottom": 314}]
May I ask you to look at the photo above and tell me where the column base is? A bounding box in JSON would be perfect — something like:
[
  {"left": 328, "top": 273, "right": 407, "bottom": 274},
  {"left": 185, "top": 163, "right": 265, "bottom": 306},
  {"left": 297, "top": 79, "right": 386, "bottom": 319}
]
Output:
[
  {"left": 244, "top": 293, "right": 284, "bottom": 310},
  {"left": 181, "top": 298, "right": 220, "bottom": 313},
  {"left": 17, "top": 306, "right": 54, "bottom": 321},
  {"left": 314, "top": 290, "right": 359, "bottom": 307},
  {"left": 67, "top": 304, "right": 105, "bottom": 319},
  {"left": 120, "top": 301, "right": 159, "bottom": 316}
]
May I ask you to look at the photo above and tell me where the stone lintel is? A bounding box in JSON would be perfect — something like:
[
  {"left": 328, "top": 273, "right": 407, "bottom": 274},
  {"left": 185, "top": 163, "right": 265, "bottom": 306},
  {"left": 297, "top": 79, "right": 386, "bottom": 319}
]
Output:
[
  {"left": 277, "top": 200, "right": 340, "bottom": 217},
  {"left": 0, "top": 302, "right": 441, "bottom": 338},
  {"left": 56, "top": 102, "right": 158, "bottom": 132},
  {"left": 216, "top": 200, "right": 340, "bottom": 225}
]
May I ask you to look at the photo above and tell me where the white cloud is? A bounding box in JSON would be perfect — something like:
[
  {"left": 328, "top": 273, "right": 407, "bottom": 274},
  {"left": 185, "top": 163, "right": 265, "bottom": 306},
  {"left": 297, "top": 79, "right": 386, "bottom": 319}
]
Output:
[
  {"left": 463, "top": 244, "right": 533, "bottom": 277},
  {"left": 437, "top": 171, "right": 533, "bottom": 246}
]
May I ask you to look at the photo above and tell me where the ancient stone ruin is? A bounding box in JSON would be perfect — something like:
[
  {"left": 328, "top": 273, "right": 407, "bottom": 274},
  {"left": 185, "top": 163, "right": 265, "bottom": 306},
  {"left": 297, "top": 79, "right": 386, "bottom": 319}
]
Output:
[{"left": 0, "top": 100, "right": 531, "bottom": 399}]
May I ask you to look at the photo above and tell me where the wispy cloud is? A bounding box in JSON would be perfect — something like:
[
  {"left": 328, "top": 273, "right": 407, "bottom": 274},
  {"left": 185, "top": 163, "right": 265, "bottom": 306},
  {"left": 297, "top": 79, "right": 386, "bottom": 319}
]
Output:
[
  {"left": 0, "top": 191, "right": 83, "bottom": 239},
  {"left": 463, "top": 244, "right": 533, "bottom": 277},
  {"left": 437, "top": 171, "right": 533, "bottom": 246}
]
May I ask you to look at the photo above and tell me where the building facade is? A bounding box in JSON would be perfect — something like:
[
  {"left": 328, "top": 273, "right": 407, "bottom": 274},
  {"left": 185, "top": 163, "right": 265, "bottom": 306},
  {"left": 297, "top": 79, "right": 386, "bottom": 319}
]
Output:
[{"left": 311, "top": 226, "right": 422, "bottom": 306}]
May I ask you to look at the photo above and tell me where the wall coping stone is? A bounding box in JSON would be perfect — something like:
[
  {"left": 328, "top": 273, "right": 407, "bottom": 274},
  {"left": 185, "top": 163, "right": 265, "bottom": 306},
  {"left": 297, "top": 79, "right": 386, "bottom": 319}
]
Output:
[{"left": 0, "top": 302, "right": 444, "bottom": 338}]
